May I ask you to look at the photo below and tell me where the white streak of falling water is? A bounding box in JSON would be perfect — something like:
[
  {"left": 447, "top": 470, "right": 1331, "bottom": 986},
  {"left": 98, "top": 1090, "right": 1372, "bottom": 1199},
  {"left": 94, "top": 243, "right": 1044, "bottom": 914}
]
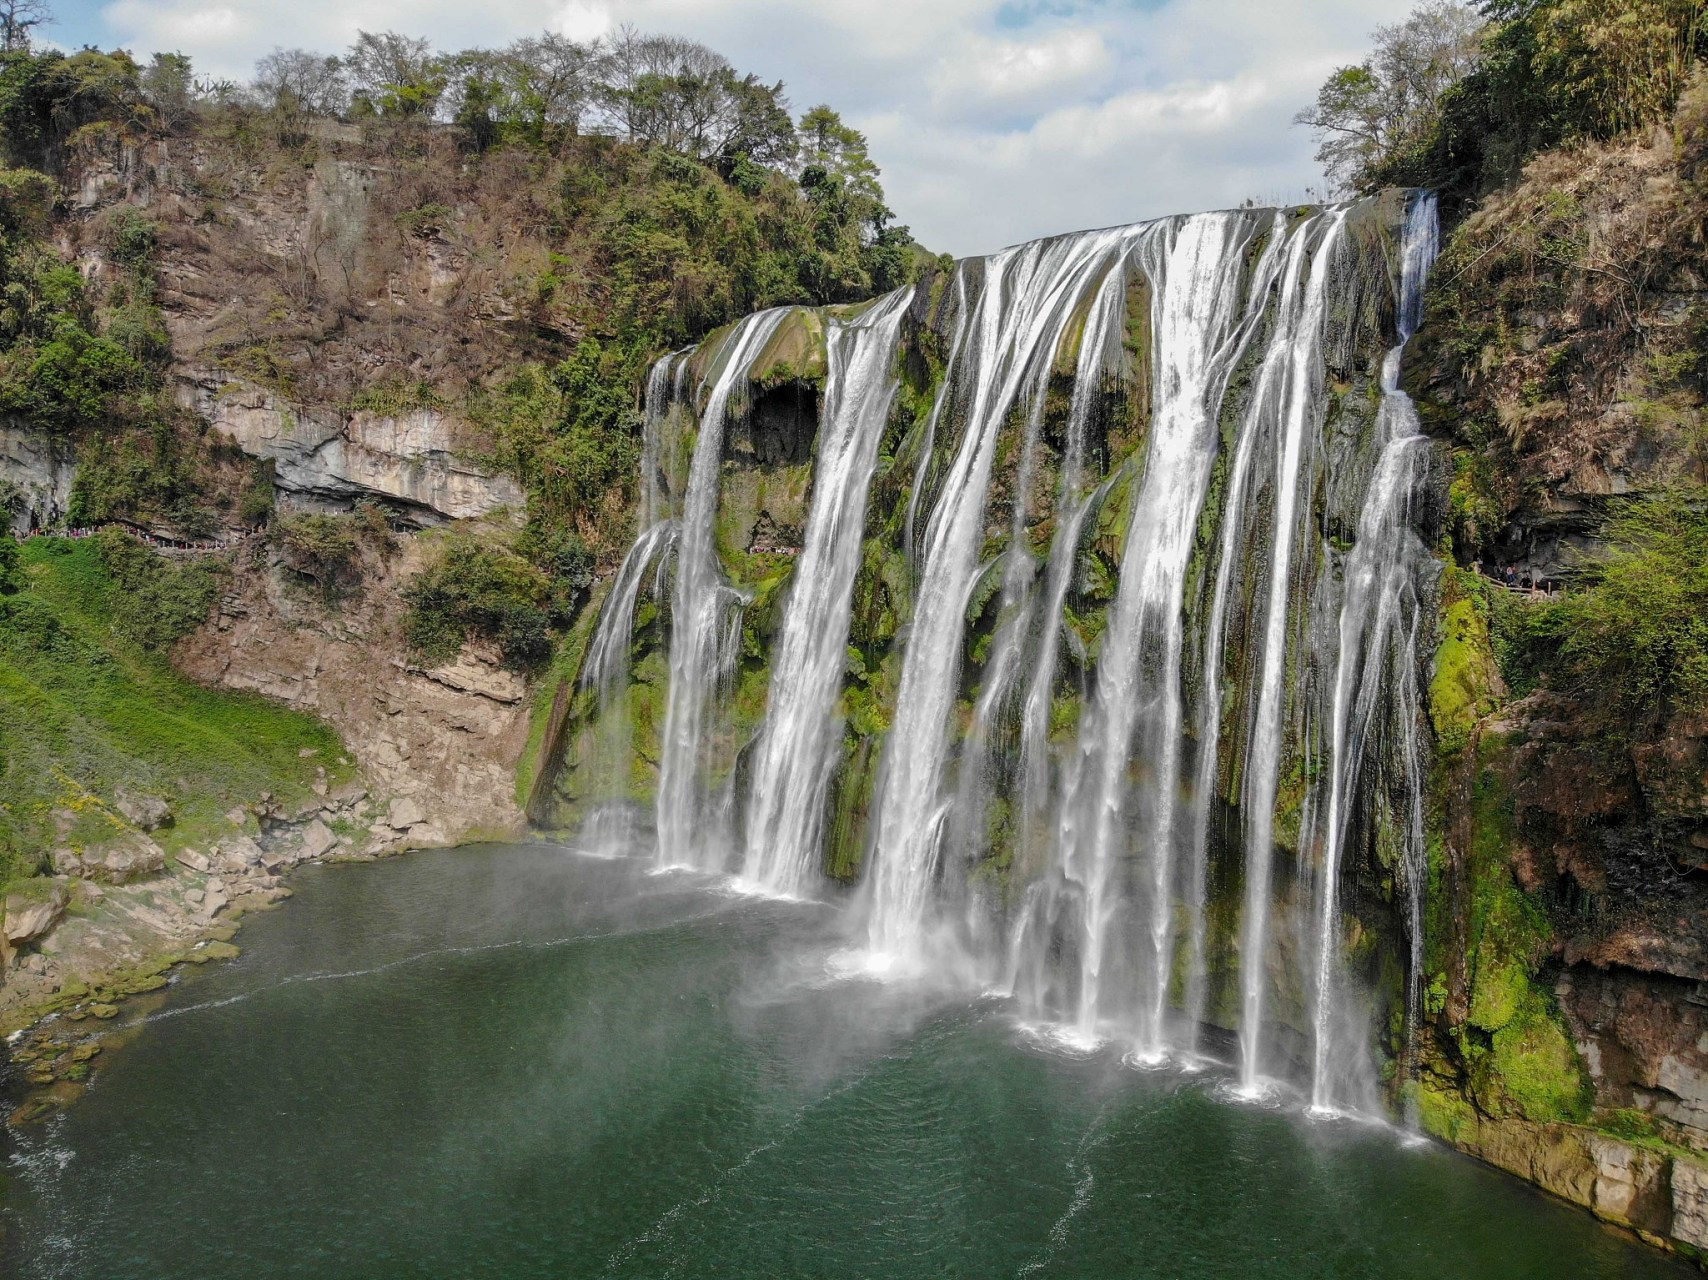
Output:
[
  {"left": 1063, "top": 215, "right": 1253, "bottom": 1053},
  {"left": 581, "top": 520, "right": 677, "bottom": 702},
  {"left": 1238, "top": 209, "right": 1349, "bottom": 1094},
  {"left": 1178, "top": 212, "right": 1290, "bottom": 1052},
  {"left": 639, "top": 351, "right": 683, "bottom": 529},
  {"left": 902, "top": 274, "right": 970, "bottom": 571},
  {"left": 1015, "top": 262, "right": 1128, "bottom": 855},
  {"left": 1309, "top": 193, "right": 1439, "bottom": 1112},
  {"left": 739, "top": 291, "right": 911, "bottom": 895},
  {"left": 1001, "top": 260, "right": 1131, "bottom": 1014},
  {"left": 577, "top": 519, "right": 677, "bottom": 850},
  {"left": 655, "top": 308, "right": 789, "bottom": 870},
  {"left": 866, "top": 231, "right": 1133, "bottom": 963}
]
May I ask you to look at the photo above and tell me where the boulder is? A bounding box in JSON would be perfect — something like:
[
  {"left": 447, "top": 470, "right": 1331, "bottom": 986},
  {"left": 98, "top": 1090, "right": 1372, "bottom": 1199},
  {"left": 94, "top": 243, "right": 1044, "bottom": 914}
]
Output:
[
  {"left": 201, "top": 877, "right": 230, "bottom": 919},
  {"left": 227, "top": 836, "right": 265, "bottom": 867},
  {"left": 299, "top": 818, "right": 338, "bottom": 859},
  {"left": 387, "top": 796, "right": 426, "bottom": 830},
  {"left": 2, "top": 884, "right": 67, "bottom": 949},
  {"left": 113, "top": 790, "right": 173, "bottom": 831},
  {"left": 80, "top": 833, "right": 167, "bottom": 884},
  {"left": 328, "top": 780, "right": 368, "bottom": 808},
  {"left": 175, "top": 849, "right": 211, "bottom": 874}
]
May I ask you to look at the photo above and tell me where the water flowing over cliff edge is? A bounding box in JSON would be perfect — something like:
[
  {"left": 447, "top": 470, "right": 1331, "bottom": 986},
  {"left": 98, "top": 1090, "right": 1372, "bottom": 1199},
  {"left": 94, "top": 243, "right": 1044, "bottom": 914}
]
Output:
[{"left": 537, "top": 191, "right": 1442, "bottom": 1111}]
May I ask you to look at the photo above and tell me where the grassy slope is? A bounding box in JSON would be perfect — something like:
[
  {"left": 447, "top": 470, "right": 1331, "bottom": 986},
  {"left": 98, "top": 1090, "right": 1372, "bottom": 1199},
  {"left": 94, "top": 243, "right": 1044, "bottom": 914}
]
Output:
[{"left": 0, "top": 539, "right": 348, "bottom": 885}]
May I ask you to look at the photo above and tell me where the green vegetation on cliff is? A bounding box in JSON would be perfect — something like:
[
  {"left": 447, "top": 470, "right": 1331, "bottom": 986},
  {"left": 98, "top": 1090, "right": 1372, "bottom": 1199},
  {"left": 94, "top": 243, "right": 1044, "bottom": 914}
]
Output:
[
  {"left": 1302, "top": 0, "right": 1705, "bottom": 209},
  {"left": 0, "top": 536, "right": 341, "bottom": 884}
]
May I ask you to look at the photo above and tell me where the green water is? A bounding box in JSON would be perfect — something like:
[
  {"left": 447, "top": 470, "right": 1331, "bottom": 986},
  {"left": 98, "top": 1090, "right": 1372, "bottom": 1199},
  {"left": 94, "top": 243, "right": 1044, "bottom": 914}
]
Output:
[{"left": 1, "top": 843, "right": 1689, "bottom": 1279}]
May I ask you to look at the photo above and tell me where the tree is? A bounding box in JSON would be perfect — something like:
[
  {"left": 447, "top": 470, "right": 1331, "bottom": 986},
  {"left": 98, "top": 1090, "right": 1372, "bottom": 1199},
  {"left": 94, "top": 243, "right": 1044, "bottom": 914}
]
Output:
[
  {"left": 1296, "top": 0, "right": 1485, "bottom": 192},
  {"left": 797, "top": 105, "right": 882, "bottom": 202},
  {"left": 590, "top": 28, "right": 793, "bottom": 169},
  {"left": 0, "top": 0, "right": 48, "bottom": 54},
  {"left": 140, "top": 51, "right": 193, "bottom": 130},
  {"left": 507, "top": 33, "right": 596, "bottom": 135},
  {"left": 345, "top": 30, "right": 444, "bottom": 119},
  {"left": 253, "top": 47, "right": 349, "bottom": 120},
  {"left": 444, "top": 35, "right": 601, "bottom": 150}
]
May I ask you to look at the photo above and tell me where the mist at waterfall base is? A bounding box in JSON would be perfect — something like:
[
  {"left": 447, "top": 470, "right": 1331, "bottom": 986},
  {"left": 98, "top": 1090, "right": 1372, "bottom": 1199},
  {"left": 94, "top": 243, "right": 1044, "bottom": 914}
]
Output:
[{"left": 3, "top": 845, "right": 1686, "bottom": 1279}]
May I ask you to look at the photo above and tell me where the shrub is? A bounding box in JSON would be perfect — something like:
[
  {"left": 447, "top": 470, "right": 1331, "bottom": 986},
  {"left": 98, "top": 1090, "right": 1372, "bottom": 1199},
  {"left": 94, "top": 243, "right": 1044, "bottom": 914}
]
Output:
[
  {"left": 92, "top": 528, "right": 219, "bottom": 649},
  {"left": 0, "top": 534, "right": 18, "bottom": 594},
  {"left": 103, "top": 206, "right": 158, "bottom": 269},
  {"left": 402, "top": 531, "right": 555, "bottom": 669},
  {"left": 272, "top": 511, "right": 364, "bottom": 603},
  {"left": 1550, "top": 490, "right": 1708, "bottom": 725}
]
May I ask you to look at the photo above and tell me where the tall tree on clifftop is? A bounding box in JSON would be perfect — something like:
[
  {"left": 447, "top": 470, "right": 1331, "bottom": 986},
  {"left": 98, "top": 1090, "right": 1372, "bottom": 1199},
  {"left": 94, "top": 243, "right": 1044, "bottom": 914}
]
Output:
[
  {"left": 0, "top": 0, "right": 48, "bottom": 53},
  {"left": 1296, "top": 0, "right": 1484, "bottom": 192}
]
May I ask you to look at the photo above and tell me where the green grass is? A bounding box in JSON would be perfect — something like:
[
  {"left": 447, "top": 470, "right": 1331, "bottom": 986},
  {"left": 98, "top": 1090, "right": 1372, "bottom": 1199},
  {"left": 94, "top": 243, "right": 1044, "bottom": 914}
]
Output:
[{"left": 0, "top": 538, "right": 349, "bottom": 883}]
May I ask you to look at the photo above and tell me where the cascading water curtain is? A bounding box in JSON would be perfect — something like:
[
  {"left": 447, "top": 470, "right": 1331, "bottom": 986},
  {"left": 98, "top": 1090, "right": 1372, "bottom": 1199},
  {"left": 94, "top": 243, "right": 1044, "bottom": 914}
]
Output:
[{"left": 559, "top": 192, "right": 1442, "bottom": 1111}]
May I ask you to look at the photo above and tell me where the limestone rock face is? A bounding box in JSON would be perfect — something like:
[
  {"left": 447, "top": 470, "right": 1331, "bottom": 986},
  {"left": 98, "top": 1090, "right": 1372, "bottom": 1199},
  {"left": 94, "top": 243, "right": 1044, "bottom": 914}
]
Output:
[
  {"left": 0, "top": 421, "right": 75, "bottom": 534},
  {"left": 184, "top": 378, "right": 525, "bottom": 525},
  {"left": 175, "top": 540, "right": 528, "bottom": 845}
]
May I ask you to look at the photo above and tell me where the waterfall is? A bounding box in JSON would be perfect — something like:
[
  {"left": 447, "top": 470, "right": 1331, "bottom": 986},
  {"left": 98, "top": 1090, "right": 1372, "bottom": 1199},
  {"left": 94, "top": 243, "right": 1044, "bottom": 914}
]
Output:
[
  {"left": 559, "top": 192, "right": 1442, "bottom": 1113},
  {"left": 639, "top": 350, "right": 685, "bottom": 530},
  {"left": 1308, "top": 194, "right": 1439, "bottom": 1112},
  {"left": 739, "top": 292, "right": 911, "bottom": 895},
  {"left": 864, "top": 229, "right": 1138, "bottom": 964},
  {"left": 581, "top": 520, "right": 677, "bottom": 702},
  {"left": 1051, "top": 215, "right": 1255, "bottom": 1054},
  {"left": 655, "top": 308, "right": 790, "bottom": 870},
  {"left": 577, "top": 519, "right": 677, "bottom": 851},
  {"left": 1235, "top": 208, "right": 1350, "bottom": 1094}
]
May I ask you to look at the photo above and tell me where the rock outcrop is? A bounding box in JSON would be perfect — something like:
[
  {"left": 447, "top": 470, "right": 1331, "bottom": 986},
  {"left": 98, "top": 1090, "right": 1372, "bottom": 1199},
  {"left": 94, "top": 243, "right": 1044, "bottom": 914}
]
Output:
[
  {"left": 0, "top": 421, "right": 75, "bottom": 534},
  {"left": 180, "top": 378, "right": 524, "bottom": 525},
  {"left": 174, "top": 537, "right": 530, "bottom": 845}
]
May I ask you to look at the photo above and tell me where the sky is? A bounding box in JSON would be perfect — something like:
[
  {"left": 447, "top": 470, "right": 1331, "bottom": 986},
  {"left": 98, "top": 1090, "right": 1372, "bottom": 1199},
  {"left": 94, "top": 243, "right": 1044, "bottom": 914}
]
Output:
[{"left": 44, "top": 0, "right": 1417, "bottom": 257}]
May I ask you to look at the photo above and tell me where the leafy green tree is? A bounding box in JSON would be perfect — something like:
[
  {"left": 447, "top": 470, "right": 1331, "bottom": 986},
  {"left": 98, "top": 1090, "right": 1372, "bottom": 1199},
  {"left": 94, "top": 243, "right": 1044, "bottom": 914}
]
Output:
[
  {"left": 140, "top": 51, "right": 193, "bottom": 129},
  {"left": 345, "top": 30, "right": 444, "bottom": 119},
  {"left": 797, "top": 105, "right": 883, "bottom": 203},
  {"left": 1296, "top": 0, "right": 1485, "bottom": 193},
  {"left": 0, "top": 47, "right": 143, "bottom": 168}
]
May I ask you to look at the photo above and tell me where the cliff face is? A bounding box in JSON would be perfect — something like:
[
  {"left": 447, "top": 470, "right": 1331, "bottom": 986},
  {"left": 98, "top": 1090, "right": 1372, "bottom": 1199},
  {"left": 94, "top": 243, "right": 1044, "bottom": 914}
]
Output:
[
  {"left": 58, "top": 123, "right": 534, "bottom": 525},
  {"left": 0, "top": 121, "right": 563, "bottom": 1040},
  {"left": 175, "top": 538, "right": 532, "bottom": 844},
  {"left": 1408, "top": 83, "right": 1708, "bottom": 1252}
]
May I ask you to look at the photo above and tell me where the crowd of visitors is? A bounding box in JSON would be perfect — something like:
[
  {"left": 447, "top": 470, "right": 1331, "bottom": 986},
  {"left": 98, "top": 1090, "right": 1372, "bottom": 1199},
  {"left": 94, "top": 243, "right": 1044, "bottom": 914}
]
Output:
[
  {"left": 8, "top": 522, "right": 240, "bottom": 554},
  {"left": 1469, "top": 558, "right": 1559, "bottom": 596}
]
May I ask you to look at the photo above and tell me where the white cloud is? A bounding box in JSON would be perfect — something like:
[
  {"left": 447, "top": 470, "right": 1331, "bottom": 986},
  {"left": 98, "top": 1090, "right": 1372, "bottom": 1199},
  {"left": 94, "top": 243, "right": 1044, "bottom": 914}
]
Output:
[
  {"left": 551, "top": 1, "right": 613, "bottom": 42},
  {"left": 82, "top": 0, "right": 1418, "bottom": 255},
  {"left": 931, "top": 28, "right": 1113, "bottom": 118}
]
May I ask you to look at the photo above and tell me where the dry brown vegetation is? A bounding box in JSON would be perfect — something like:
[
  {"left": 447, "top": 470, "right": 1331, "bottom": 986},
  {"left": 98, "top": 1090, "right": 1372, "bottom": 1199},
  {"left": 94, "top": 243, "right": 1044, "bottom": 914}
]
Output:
[{"left": 1413, "top": 73, "right": 1708, "bottom": 545}]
